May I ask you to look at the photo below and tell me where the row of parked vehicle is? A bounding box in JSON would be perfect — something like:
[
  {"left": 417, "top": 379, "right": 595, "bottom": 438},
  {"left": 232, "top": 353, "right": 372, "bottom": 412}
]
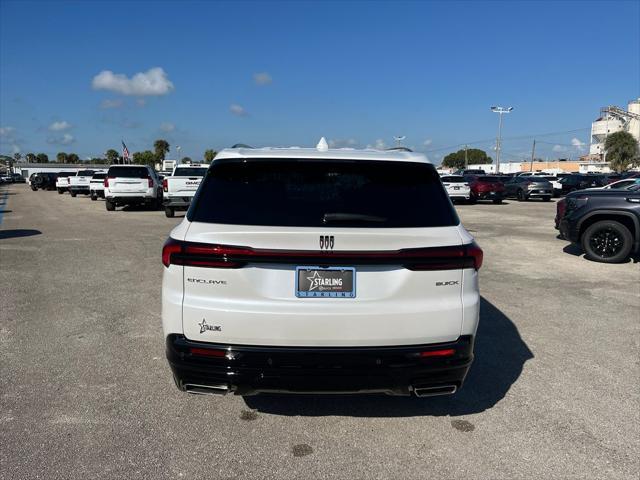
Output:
[
  {"left": 439, "top": 169, "right": 639, "bottom": 204},
  {"left": 27, "top": 163, "right": 208, "bottom": 217}
]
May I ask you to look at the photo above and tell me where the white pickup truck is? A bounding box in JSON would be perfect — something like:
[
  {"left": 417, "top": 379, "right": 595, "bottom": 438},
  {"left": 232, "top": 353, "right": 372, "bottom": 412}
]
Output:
[
  {"left": 69, "top": 170, "right": 101, "bottom": 197},
  {"left": 55, "top": 171, "right": 78, "bottom": 194},
  {"left": 162, "top": 164, "right": 208, "bottom": 217}
]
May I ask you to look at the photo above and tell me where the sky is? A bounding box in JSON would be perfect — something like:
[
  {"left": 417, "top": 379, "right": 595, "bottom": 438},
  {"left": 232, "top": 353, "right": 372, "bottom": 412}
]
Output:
[{"left": 1, "top": 0, "right": 639, "bottom": 164}]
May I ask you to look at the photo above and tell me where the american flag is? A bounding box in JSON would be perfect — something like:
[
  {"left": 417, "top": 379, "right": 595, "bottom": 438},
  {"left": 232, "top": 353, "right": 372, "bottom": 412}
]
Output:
[{"left": 121, "top": 141, "right": 130, "bottom": 163}]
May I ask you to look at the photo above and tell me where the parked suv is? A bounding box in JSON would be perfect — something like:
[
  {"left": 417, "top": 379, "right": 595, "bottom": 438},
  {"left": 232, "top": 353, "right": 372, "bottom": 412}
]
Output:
[
  {"left": 464, "top": 175, "right": 505, "bottom": 204},
  {"left": 162, "top": 145, "right": 483, "bottom": 397},
  {"left": 440, "top": 175, "right": 471, "bottom": 202},
  {"left": 557, "top": 174, "right": 606, "bottom": 195},
  {"left": 89, "top": 172, "right": 107, "bottom": 200},
  {"left": 555, "top": 185, "right": 640, "bottom": 263},
  {"left": 30, "top": 172, "right": 58, "bottom": 191},
  {"left": 104, "top": 165, "right": 163, "bottom": 211},
  {"left": 503, "top": 176, "right": 553, "bottom": 201}
]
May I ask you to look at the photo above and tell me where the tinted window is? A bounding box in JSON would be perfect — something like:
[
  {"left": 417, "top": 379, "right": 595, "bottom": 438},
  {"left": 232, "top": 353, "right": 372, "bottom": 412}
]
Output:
[
  {"left": 58, "top": 171, "right": 76, "bottom": 177},
  {"left": 477, "top": 176, "right": 502, "bottom": 183},
  {"left": 78, "top": 170, "right": 95, "bottom": 176},
  {"left": 107, "top": 166, "right": 149, "bottom": 178},
  {"left": 190, "top": 159, "right": 459, "bottom": 228},
  {"left": 174, "top": 167, "right": 208, "bottom": 177},
  {"left": 441, "top": 176, "right": 466, "bottom": 183},
  {"left": 92, "top": 173, "right": 107, "bottom": 179}
]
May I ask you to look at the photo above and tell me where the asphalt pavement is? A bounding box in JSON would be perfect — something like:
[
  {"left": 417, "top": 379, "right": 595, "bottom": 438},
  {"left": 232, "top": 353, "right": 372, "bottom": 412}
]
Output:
[{"left": 1, "top": 183, "right": 638, "bottom": 479}]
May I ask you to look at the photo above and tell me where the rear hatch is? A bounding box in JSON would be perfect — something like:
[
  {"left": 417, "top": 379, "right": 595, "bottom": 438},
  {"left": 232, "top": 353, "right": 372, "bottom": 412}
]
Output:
[
  {"left": 174, "top": 158, "right": 477, "bottom": 347},
  {"left": 70, "top": 170, "right": 95, "bottom": 188},
  {"left": 167, "top": 167, "right": 208, "bottom": 197},
  {"left": 525, "top": 179, "right": 553, "bottom": 194},
  {"left": 56, "top": 172, "right": 75, "bottom": 187},
  {"left": 441, "top": 176, "right": 470, "bottom": 195},
  {"left": 106, "top": 166, "right": 150, "bottom": 193}
]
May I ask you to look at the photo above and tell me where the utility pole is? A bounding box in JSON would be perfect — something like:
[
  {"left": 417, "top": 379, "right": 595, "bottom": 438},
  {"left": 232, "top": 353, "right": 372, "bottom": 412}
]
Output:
[
  {"left": 529, "top": 139, "right": 536, "bottom": 173},
  {"left": 491, "top": 106, "right": 514, "bottom": 174},
  {"left": 464, "top": 145, "right": 468, "bottom": 169}
]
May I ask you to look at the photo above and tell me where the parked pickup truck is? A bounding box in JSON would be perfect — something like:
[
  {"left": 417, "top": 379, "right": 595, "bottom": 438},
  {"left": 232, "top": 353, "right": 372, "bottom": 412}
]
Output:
[
  {"left": 55, "top": 171, "right": 78, "bottom": 194},
  {"left": 162, "top": 164, "right": 208, "bottom": 217},
  {"left": 69, "top": 170, "right": 100, "bottom": 197}
]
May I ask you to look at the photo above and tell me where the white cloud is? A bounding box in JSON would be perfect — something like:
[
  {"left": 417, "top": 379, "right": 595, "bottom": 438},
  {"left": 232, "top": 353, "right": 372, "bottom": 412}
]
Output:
[
  {"left": 571, "top": 137, "right": 586, "bottom": 152},
  {"left": 328, "top": 138, "right": 358, "bottom": 148},
  {"left": 47, "top": 133, "right": 75, "bottom": 145},
  {"left": 49, "top": 120, "right": 72, "bottom": 131},
  {"left": 253, "top": 72, "right": 273, "bottom": 85},
  {"left": 552, "top": 144, "right": 566, "bottom": 153},
  {"left": 423, "top": 139, "right": 433, "bottom": 147},
  {"left": 92, "top": 67, "right": 174, "bottom": 96},
  {"left": 0, "top": 126, "right": 15, "bottom": 137},
  {"left": 229, "top": 104, "right": 248, "bottom": 116},
  {"left": 100, "top": 98, "right": 123, "bottom": 109},
  {"left": 160, "top": 122, "right": 175, "bottom": 132}
]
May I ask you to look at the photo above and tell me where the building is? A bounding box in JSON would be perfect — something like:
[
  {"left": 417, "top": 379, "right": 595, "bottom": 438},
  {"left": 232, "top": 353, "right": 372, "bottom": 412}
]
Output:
[
  {"left": 589, "top": 98, "right": 640, "bottom": 158},
  {"left": 10, "top": 163, "right": 110, "bottom": 179}
]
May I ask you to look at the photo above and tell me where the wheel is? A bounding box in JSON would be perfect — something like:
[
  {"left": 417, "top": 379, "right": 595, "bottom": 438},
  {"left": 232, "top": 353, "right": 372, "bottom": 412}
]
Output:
[
  {"left": 70, "top": 191, "right": 77, "bottom": 197},
  {"left": 91, "top": 194, "right": 97, "bottom": 201},
  {"left": 542, "top": 196, "right": 551, "bottom": 202},
  {"left": 165, "top": 207, "right": 175, "bottom": 218},
  {"left": 468, "top": 194, "right": 477, "bottom": 205},
  {"left": 57, "top": 188, "right": 64, "bottom": 194},
  {"left": 31, "top": 186, "right": 37, "bottom": 191},
  {"left": 492, "top": 198, "right": 502, "bottom": 204},
  {"left": 105, "top": 199, "right": 115, "bottom": 211},
  {"left": 581, "top": 220, "right": 633, "bottom": 263},
  {"left": 516, "top": 189, "right": 525, "bottom": 201}
]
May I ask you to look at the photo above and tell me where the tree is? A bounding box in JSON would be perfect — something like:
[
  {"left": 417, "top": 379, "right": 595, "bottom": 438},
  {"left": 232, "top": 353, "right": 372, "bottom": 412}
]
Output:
[
  {"left": 67, "top": 153, "right": 80, "bottom": 164},
  {"left": 605, "top": 131, "right": 640, "bottom": 173},
  {"left": 181, "top": 156, "right": 192, "bottom": 164},
  {"left": 442, "top": 148, "right": 492, "bottom": 170},
  {"left": 56, "top": 152, "right": 67, "bottom": 163},
  {"left": 25, "top": 153, "right": 36, "bottom": 163},
  {"left": 204, "top": 149, "right": 217, "bottom": 163},
  {"left": 105, "top": 149, "right": 119, "bottom": 164},
  {"left": 36, "top": 153, "right": 49, "bottom": 163},
  {"left": 153, "top": 139, "right": 170, "bottom": 161},
  {"left": 13, "top": 152, "right": 22, "bottom": 162},
  {"left": 132, "top": 150, "right": 157, "bottom": 167}
]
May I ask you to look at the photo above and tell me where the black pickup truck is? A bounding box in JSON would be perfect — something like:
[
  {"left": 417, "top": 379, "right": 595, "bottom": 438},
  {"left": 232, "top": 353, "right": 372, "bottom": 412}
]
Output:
[{"left": 556, "top": 185, "right": 640, "bottom": 263}]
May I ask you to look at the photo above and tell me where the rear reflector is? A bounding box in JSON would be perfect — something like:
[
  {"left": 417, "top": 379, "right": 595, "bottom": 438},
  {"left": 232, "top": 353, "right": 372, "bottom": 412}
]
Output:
[
  {"left": 162, "top": 238, "right": 484, "bottom": 271},
  {"left": 189, "top": 347, "right": 226, "bottom": 358},
  {"left": 419, "top": 348, "right": 455, "bottom": 358}
]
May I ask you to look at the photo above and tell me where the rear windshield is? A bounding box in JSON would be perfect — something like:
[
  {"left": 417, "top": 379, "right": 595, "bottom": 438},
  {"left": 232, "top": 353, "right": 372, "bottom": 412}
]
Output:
[
  {"left": 441, "top": 176, "right": 467, "bottom": 183},
  {"left": 173, "top": 167, "right": 208, "bottom": 177},
  {"left": 58, "top": 171, "right": 76, "bottom": 177},
  {"left": 189, "top": 159, "right": 459, "bottom": 228},
  {"left": 78, "top": 170, "right": 95, "bottom": 176},
  {"left": 477, "top": 176, "right": 502, "bottom": 183},
  {"left": 92, "top": 173, "right": 107, "bottom": 179},
  {"left": 107, "top": 166, "right": 148, "bottom": 178}
]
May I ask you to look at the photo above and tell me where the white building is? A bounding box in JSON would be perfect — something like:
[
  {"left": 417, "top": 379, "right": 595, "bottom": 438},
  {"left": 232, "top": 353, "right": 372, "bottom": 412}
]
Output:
[{"left": 589, "top": 98, "right": 640, "bottom": 157}]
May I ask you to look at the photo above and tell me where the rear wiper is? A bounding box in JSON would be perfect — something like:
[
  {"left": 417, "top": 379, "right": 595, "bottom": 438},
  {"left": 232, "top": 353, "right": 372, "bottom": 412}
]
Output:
[{"left": 322, "top": 213, "right": 387, "bottom": 224}]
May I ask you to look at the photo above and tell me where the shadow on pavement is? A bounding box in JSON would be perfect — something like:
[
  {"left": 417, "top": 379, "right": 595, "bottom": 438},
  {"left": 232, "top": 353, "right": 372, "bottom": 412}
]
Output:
[
  {"left": 0, "top": 229, "right": 42, "bottom": 240},
  {"left": 243, "top": 297, "right": 533, "bottom": 417}
]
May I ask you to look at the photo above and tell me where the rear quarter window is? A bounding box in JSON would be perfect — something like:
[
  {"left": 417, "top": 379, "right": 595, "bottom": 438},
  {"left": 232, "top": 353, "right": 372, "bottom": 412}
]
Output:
[{"left": 189, "top": 159, "right": 459, "bottom": 228}]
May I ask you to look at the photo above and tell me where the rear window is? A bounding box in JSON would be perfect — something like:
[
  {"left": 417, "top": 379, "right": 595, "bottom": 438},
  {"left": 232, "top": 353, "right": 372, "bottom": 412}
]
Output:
[
  {"left": 107, "top": 166, "right": 149, "bottom": 178},
  {"left": 58, "top": 171, "right": 76, "bottom": 177},
  {"left": 441, "top": 176, "right": 467, "bottom": 183},
  {"left": 92, "top": 173, "right": 107, "bottom": 179},
  {"left": 477, "top": 176, "right": 502, "bottom": 183},
  {"left": 174, "top": 167, "right": 208, "bottom": 177},
  {"left": 78, "top": 170, "right": 95, "bottom": 176},
  {"left": 189, "top": 159, "right": 459, "bottom": 228}
]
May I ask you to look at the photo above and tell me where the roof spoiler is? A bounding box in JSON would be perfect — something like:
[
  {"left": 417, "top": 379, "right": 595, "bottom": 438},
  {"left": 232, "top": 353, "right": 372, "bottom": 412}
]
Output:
[
  {"left": 385, "top": 147, "right": 413, "bottom": 152},
  {"left": 231, "top": 143, "right": 254, "bottom": 149}
]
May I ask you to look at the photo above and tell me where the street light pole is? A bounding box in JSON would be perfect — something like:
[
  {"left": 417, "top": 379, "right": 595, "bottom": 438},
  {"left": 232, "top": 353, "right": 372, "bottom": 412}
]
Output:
[{"left": 490, "top": 106, "right": 513, "bottom": 174}]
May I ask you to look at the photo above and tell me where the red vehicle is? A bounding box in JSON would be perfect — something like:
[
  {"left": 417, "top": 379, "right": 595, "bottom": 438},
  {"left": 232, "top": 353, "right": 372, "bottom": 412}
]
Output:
[{"left": 464, "top": 175, "right": 505, "bottom": 204}]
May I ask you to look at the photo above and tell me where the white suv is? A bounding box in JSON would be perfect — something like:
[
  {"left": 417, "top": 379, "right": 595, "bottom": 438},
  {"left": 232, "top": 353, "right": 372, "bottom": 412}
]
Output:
[
  {"left": 162, "top": 144, "right": 483, "bottom": 397},
  {"left": 104, "top": 165, "right": 163, "bottom": 211}
]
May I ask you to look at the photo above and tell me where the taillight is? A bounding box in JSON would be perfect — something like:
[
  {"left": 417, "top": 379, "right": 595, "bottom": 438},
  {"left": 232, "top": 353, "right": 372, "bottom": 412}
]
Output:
[
  {"left": 104, "top": 177, "right": 113, "bottom": 188},
  {"left": 147, "top": 176, "right": 153, "bottom": 188},
  {"left": 189, "top": 347, "right": 226, "bottom": 358},
  {"left": 419, "top": 348, "right": 456, "bottom": 358},
  {"left": 162, "top": 238, "right": 484, "bottom": 270},
  {"left": 163, "top": 178, "right": 168, "bottom": 192},
  {"left": 557, "top": 198, "right": 566, "bottom": 219}
]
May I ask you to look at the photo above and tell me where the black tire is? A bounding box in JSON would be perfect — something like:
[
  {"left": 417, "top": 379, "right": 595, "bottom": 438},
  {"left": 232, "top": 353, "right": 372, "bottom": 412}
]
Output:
[
  {"left": 165, "top": 207, "right": 175, "bottom": 218},
  {"left": 492, "top": 198, "right": 502, "bottom": 204},
  {"left": 581, "top": 220, "right": 633, "bottom": 263},
  {"left": 31, "top": 186, "right": 37, "bottom": 191},
  {"left": 468, "top": 195, "right": 477, "bottom": 205},
  {"left": 542, "top": 196, "right": 551, "bottom": 202},
  {"left": 516, "top": 189, "right": 525, "bottom": 201},
  {"left": 57, "top": 188, "right": 64, "bottom": 194},
  {"left": 105, "top": 199, "right": 115, "bottom": 211},
  {"left": 91, "top": 194, "right": 97, "bottom": 201}
]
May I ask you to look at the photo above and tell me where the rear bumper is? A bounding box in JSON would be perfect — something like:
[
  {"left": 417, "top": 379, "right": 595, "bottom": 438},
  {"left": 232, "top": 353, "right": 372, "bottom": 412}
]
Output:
[
  {"left": 475, "top": 191, "right": 503, "bottom": 200},
  {"left": 166, "top": 334, "right": 474, "bottom": 396},
  {"left": 69, "top": 186, "right": 90, "bottom": 193},
  {"left": 526, "top": 190, "right": 552, "bottom": 198},
  {"left": 106, "top": 195, "right": 155, "bottom": 204},
  {"left": 163, "top": 196, "right": 193, "bottom": 208}
]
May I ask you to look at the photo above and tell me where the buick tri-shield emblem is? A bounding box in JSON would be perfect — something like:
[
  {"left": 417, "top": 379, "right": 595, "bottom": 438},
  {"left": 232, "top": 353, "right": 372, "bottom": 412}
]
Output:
[{"left": 320, "top": 235, "right": 334, "bottom": 250}]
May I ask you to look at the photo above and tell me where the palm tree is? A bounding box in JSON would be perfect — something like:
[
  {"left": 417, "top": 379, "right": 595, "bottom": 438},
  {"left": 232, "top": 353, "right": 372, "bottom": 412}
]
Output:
[
  {"left": 204, "top": 149, "right": 217, "bottom": 163},
  {"left": 605, "top": 131, "right": 640, "bottom": 173},
  {"left": 13, "top": 152, "right": 22, "bottom": 162},
  {"left": 67, "top": 153, "right": 79, "bottom": 164},
  {"left": 154, "top": 139, "right": 170, "bottom": 161},
  {"left": 105, "top": 149, "right": 119, "bottom": 164},
  {"left": 56, "top": 152, "right": 67, "bottom": 163}
]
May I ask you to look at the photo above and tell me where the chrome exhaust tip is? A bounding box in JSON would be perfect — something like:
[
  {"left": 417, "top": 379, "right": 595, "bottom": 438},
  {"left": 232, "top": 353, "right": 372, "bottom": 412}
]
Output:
[
  {"left": 412, "top": 384, "right": 457, "bottom": 397},
  {"left": 184, "top": 383, "right": 230, "bottom": 396}
]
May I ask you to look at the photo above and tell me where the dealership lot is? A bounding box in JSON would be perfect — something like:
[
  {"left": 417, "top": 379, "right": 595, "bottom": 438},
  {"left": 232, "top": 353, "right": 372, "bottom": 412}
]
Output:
[{"left": 1, "top": 184, "right": 638, "bottom": 479}]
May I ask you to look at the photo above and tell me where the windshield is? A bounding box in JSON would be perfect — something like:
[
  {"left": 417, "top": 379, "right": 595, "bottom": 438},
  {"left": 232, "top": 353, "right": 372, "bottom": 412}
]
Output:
[
  {"left": 441, "top": 176, "right": 467, "bottom": 183},
  {"left": 173, "top": 167, "right": 208, "bottom": 177},
  {"left": 189, "top": 159, "right": 459, "bottom": 228},
  {"left": 107, "top": 166, "right": 149, "bottom": 178}
]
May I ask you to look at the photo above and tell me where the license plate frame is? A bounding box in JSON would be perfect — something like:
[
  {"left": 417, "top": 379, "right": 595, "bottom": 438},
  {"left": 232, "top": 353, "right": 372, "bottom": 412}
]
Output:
[{"left": 295, "top": 266, "right": 356, "bottom": 298}]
